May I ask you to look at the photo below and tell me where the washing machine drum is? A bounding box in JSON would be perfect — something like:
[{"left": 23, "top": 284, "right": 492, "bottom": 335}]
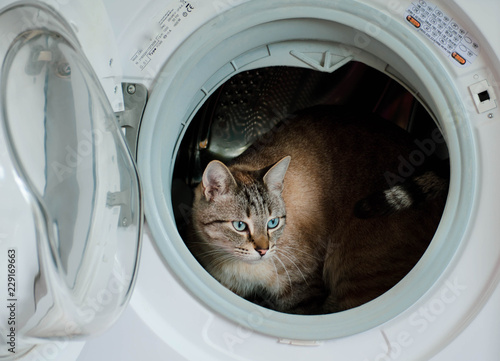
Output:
[{"left": 0, "top": 4, "right": 141, "bottom": 357}]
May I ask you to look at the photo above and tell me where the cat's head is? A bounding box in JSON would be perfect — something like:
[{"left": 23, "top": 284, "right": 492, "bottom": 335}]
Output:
[{"left": 192, "top": 156, "right": 290, "bottom": 263}]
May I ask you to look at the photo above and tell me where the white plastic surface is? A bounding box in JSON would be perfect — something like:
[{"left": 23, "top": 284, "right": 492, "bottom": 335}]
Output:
[{"left": 430, "top": 272, "right": 500, "bottom": 360}]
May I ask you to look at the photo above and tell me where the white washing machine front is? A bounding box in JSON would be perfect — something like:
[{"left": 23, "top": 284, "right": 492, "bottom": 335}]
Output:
[
  {"left": 0, "top": 0, "right": 499, "bottom": 360},
  {"left": 131, "top": 0, "right": 500, "bottom": 359}
]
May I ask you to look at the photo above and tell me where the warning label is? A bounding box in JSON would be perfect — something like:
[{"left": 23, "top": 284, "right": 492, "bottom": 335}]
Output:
[{"left": 130, "top": 1, "right": 195, "bottom": 71}]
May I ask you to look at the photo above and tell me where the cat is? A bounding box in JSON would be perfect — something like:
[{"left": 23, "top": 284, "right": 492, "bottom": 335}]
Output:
[{"left": 187, "top": 105, "right": 448, "bottom": 314}]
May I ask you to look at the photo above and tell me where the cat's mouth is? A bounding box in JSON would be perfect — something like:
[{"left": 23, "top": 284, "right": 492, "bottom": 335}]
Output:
[{"left": 234, "top": 249, "right": 273, "bottom": 263}]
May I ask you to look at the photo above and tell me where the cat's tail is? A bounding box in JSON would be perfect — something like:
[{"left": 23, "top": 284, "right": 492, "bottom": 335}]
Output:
[{"left": 354, "top": 171, "right": 448, "bottom": 218}]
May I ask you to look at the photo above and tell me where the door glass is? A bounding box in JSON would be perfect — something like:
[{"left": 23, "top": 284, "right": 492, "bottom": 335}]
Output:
[{"left": 0, "top": 23, "right": 142, "bottom": 352}]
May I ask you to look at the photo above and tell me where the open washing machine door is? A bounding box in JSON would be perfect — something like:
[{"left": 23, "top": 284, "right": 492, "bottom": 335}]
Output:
[{"left": 0, "top": 3, "right": 142, "bottom": 359}]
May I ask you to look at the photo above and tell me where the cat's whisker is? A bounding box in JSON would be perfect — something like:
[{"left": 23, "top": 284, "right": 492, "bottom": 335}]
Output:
[
  {"left": 208, "top": 255, "right": 236, "bottom": 272},
  {"left": 280, "top": 243, "right": 323, "bottom": 263},
  {"left": 186, "top": 240, "right": 213, "bottom": 245},
  {"left": 274, "top": 255, "right": 293, "bottom": 291},
  {"left": 196, "top": 250, "right": 226, "bottom": 259},
  {"left": 270, "top": 258, "right": 280, "bottom": 288},
  {"left": 191, "top": 246, "right": 225, "bottom": 256},
  {"left": 278, "top": 249, "right": 309, "bottom": 286}
]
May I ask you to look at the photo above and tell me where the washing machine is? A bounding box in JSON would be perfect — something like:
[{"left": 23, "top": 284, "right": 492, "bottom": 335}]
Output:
[{"left": 1, "top": 0, "right": 499, "bottom": 360}]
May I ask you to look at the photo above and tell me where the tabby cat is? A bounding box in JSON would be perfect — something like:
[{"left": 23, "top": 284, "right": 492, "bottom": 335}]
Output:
[{"left": 187, "top": 105, "right": 448, "bottom": 314}]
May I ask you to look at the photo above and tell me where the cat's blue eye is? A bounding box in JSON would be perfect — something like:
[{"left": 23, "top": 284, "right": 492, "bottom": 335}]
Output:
[
  {"left": 267, "top": 217, "right": 280, "bottom": 229},
  {"left": 232, "top": 221, "right": 248, "bottom": 232}
]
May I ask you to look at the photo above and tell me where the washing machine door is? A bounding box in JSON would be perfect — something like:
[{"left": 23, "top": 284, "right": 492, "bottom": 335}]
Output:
[{"left": 0, "top": 4, "right": 142, "bottom": 357}]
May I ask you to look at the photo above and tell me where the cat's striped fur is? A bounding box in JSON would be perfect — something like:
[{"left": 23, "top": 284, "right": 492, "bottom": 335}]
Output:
[{"left": 188, "top": 106, "right": 448, "bottom": 314}]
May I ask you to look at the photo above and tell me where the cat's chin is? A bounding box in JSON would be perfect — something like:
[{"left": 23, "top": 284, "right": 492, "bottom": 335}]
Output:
[
  {"left": 238, "top": 254, "right": 271, "bottom": 264},
  {"left": 244, "top": 259, "right": 265, "bottom": 264}
]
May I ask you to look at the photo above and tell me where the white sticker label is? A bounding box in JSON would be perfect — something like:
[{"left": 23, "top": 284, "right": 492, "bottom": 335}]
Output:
[
  {"left": 405, "top": 0, "right": 479, "bottom": 67},
  {"left": 130, "top": 1, "right": 195, "bottom": 71}
]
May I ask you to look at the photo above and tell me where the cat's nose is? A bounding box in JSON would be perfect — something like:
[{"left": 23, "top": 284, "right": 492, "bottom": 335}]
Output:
[{"left": 256, "top": 248, "right": 268, "bottom": 256}]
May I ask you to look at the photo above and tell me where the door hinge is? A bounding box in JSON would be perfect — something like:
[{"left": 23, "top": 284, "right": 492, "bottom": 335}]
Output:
[{"left": 115, "top": 83, "right": 148, "bottom": 160}]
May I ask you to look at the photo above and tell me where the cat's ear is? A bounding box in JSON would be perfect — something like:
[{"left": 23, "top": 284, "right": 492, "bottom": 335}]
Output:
[
  {"left": 263, "top": 156, "right": 291, "bottom": 193},
  {"left": 202, "top": 160, "right": 236, "bottom": 201}
]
